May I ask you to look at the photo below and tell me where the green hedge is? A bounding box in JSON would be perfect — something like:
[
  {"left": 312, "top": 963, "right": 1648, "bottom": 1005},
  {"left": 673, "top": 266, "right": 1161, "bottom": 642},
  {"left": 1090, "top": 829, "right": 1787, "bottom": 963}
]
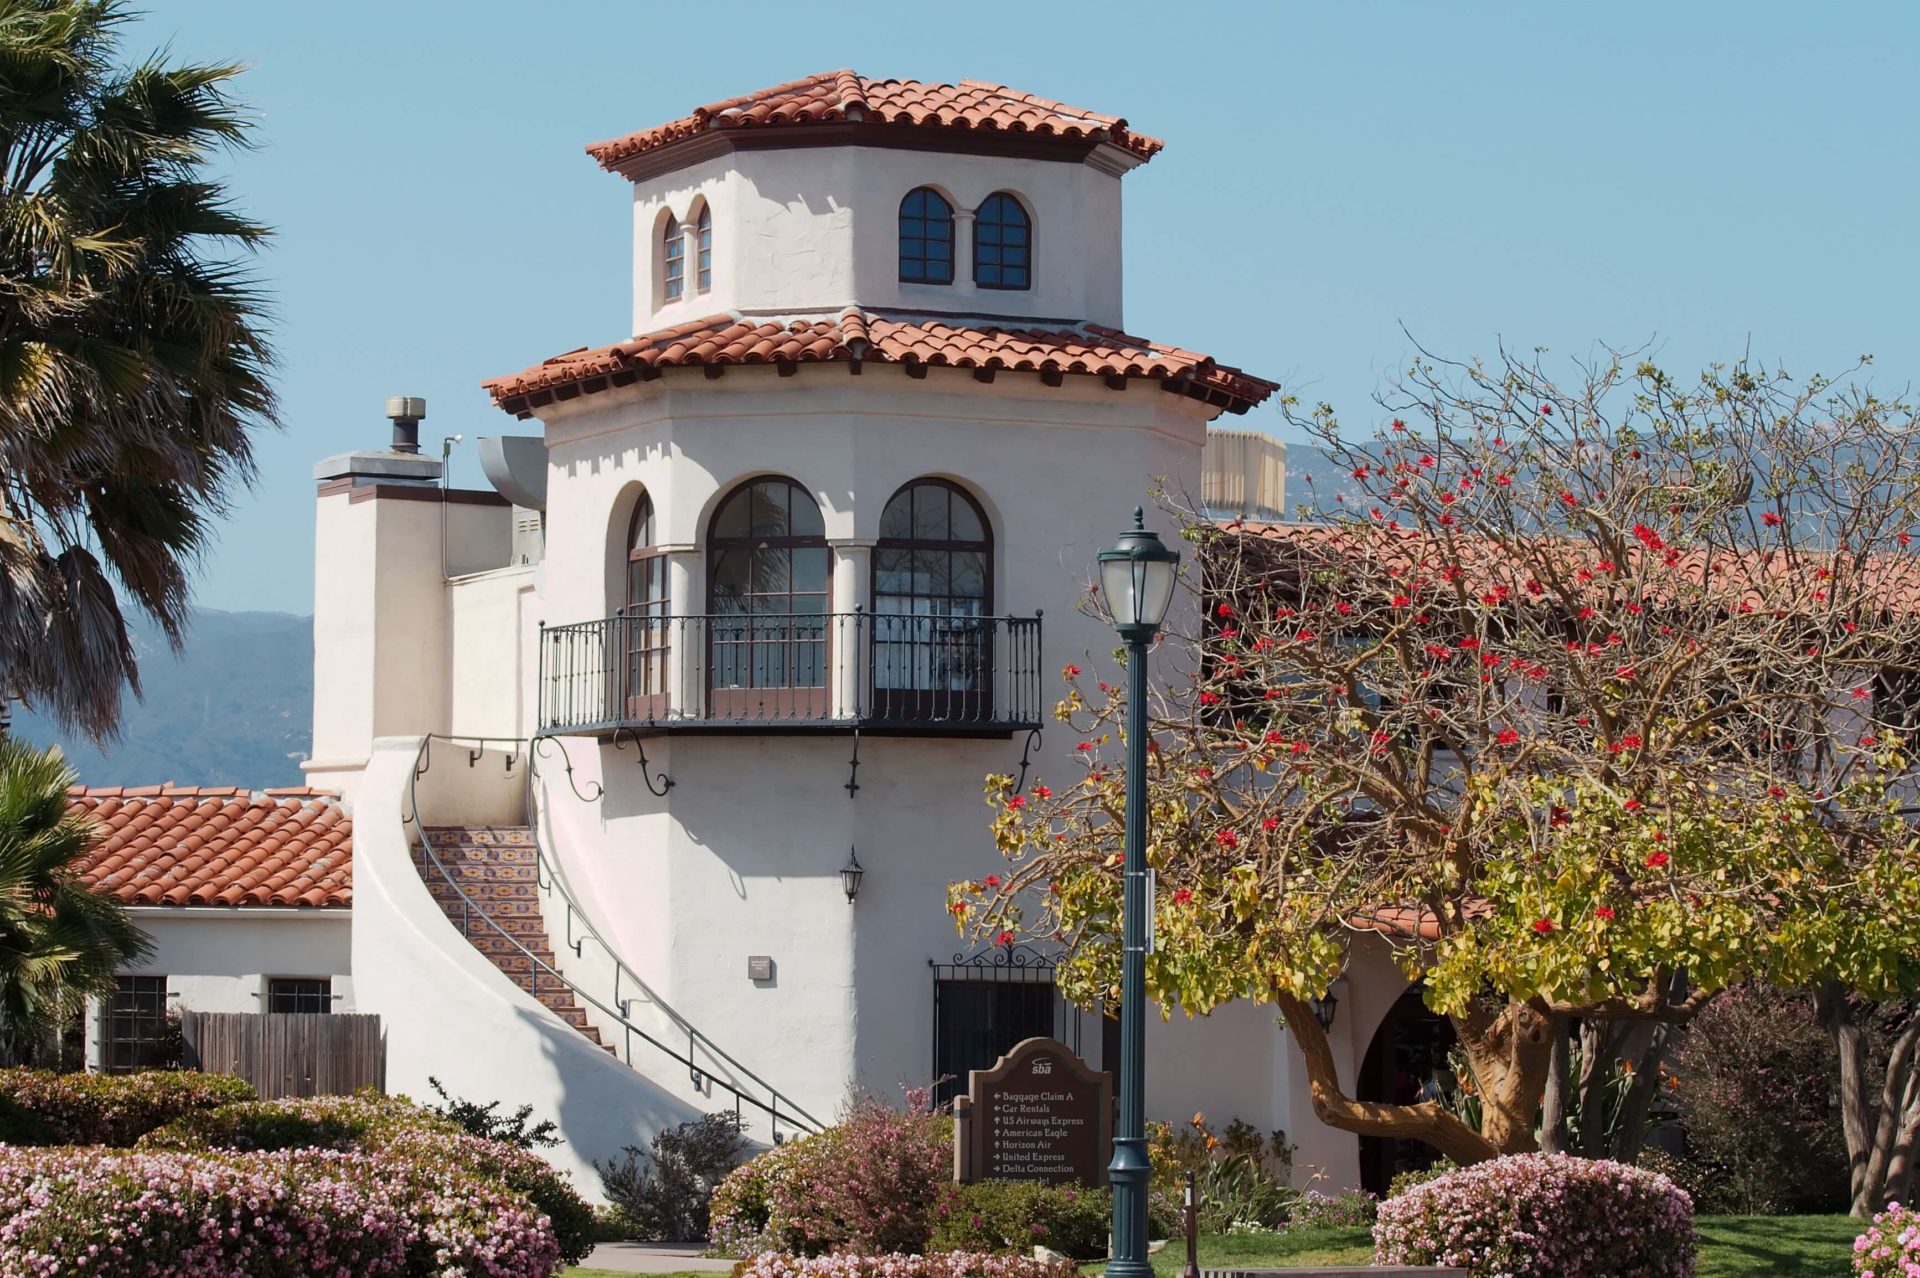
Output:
[{"left": 0, "top": 1068, "right": 255, "bottom": 1146}]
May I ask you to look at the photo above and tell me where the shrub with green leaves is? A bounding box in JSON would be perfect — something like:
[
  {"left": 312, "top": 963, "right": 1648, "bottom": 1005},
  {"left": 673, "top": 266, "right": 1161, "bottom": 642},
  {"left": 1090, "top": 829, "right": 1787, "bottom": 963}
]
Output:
[
  {"left": 929, "top": 1180, "right": 1112, "bottom": 1259},
  {"left": 0, "top": 1067, "right": 254, "bottom": 1146},
  {"left": 598, "top": 1111, "right": 749, "bottom": 1241}
]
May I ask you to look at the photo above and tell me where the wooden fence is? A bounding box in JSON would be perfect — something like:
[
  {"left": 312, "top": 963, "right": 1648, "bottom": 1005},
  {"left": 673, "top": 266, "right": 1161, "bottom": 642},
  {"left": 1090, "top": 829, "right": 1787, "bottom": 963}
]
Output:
[{"left": 180, "top": 1011, "right": 385, "bottom": 1098}]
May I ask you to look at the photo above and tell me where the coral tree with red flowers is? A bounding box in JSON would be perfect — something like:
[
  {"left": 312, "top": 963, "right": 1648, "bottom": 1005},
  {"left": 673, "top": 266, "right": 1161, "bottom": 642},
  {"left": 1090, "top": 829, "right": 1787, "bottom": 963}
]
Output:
[{"left": 953, "top": 349, "right": 1920, "bottom": 1167}]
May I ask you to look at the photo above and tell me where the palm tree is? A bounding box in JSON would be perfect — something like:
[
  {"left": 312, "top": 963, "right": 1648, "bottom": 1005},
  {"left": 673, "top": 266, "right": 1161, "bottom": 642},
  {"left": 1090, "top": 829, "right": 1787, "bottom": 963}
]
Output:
[
  {"left": 0, "top": 737, "right": 147, "bottom": 1065},
  {"left": 0, "top": 0, "right": 275, "bottom": 738}
]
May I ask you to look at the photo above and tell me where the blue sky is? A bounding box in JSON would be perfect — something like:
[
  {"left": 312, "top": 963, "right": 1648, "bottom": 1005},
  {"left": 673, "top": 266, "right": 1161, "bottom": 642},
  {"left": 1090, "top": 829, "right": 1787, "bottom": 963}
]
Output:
[{"left": 139, "top": 1, "right": 1920, "bottom": 615}]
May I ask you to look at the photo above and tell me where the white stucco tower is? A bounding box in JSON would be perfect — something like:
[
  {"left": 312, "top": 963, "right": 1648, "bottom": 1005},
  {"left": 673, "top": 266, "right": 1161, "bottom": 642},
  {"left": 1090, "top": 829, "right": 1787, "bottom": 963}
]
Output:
[{"left": 320, "top": 73, "right": 1383, "bottom": 1196}]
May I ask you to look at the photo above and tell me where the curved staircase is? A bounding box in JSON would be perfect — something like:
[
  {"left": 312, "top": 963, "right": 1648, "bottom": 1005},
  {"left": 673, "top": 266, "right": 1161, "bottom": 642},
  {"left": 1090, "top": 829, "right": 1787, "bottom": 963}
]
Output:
[{"left": 412, "top": 826, "right": 609, "bottom": 1049}]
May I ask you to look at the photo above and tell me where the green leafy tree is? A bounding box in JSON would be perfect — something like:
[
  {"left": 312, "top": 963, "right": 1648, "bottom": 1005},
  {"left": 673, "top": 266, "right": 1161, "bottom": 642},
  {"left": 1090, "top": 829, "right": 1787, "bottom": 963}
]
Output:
[
  {"left": 958, "top": 349, "right": 1920, "bottom": 1167},
  {"left": 0, "top": 0, "right": 274, "bottom": 738},
  {"left": 0, "top": 737, "right": 148, "bottom": 1063}
]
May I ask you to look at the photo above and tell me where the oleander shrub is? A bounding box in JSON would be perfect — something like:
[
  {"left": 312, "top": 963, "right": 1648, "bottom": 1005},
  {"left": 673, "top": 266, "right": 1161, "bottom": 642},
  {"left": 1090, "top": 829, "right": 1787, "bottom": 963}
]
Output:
[
  {"left": 0, "top": 1067, "right": 254, "bottom": 1146},
  {"left": 710, "top": 1091, "right": 951, "bottom": 1257},
  {"left": 1286, "top": 1186, "right": 1379, "bottom": 1229},
  {"left": 1372, "top": 1153, "right": 1696, "bottom": 1278},
  {"left": 1852, "top": 1200, "right": 1920, "bottom": 1276},
  {"left": 0, "top": 1144, "right": 562, "bottom": 1277},
  {"left": 735, "top": 1252, "right": 1075, "bottom": 1278},
  {"left": 140, "top": 1090, "right": 596, "bottom": 1266},
  {"left": 929, "top": 1180, "right": 1112, "bottom": 1259}
]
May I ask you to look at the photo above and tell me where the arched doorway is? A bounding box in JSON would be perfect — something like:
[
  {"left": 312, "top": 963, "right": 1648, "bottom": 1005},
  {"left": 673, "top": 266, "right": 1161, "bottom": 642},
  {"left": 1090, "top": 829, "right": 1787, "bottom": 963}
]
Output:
[{"left": 1356, "top": 984, "right": 1459, "bottom": 1194}]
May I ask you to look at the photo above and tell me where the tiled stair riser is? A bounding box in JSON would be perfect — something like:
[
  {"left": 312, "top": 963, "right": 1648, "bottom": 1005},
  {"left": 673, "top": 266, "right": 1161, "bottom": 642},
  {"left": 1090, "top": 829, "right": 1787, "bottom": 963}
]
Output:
[{"left": 418, "top": 827, "right": 610, "bottom": 1050}]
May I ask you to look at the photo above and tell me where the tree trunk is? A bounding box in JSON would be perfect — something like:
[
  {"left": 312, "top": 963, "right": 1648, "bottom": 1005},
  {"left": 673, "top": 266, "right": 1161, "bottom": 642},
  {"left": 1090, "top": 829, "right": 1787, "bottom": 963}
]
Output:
[
  {"left": 1541, "top": 1020, "right": 1573, "bottom": 1156},
  {"left": 1273, "top": 990, "right": 1501, "bottom": 1167},
  {"left": 1453, "top": 998, "right": 1556, "bottom": 1155},
  {"left": 1878, "top": 1069, "right": 1920, "bottom": 1210},
  {"left": 1855, "top": 1011, "right": 1920, "bottom": 1215},
  {"left": 1575, "top": 1019, "right": 1620, "bottom": 1157},
  {"left": 1610, "top": 1021, "right": 1673, "bottom": 1164},
  {"left": 1817, "top": 982, "right": 1873, "bottom": 1208}
]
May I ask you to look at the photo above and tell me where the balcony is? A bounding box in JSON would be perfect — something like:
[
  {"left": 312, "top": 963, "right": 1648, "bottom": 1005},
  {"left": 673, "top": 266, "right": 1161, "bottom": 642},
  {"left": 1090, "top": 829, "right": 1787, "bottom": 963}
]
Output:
[{"left": 538, "top": 610, "right": 1044, "bottom": 737}]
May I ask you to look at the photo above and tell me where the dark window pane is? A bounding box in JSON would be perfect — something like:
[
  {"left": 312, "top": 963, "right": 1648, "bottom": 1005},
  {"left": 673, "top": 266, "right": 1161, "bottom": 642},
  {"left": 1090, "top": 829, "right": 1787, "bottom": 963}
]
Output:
[
  {"left": 787, "top": 486, "right": 825, "bottom": 537},
  {"left": 912, "top": 486, "right": 950, "bottom": 540},
  {"left": 974, "top": 193, "right": 1031, "bottom": 291},
  {"left": 268, "top": 978, "right": 332, "bottom": 1014},
  {"left": 879, "top": 492, "right": 913, "bottom": 540},
  {"left": 951, "top": 551, "right": 987, "bottom": 601},
  {"left": 749, "top": 481, "right": 790, "bottom": 538},
  {"left": 712, "top": 549, "right": 749, "bottom": 611},
  {"left": 900, "top": 187, "right": 955, "bottom": 285},
  {"left": 948, "top": 493, "right": 985, "bottom": 542},
  {"left": 750, "top": 546, "right": 791, "bottom": 596},
  {"left": 713, "top": 489, "right": 749, "bottom": 539}
]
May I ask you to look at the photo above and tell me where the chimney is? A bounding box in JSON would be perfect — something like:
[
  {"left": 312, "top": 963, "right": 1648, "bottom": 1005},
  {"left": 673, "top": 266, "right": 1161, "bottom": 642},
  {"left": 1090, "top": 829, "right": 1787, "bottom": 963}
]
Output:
[{"left": 387, "top": 396, "right": 427, "bottom": 454}]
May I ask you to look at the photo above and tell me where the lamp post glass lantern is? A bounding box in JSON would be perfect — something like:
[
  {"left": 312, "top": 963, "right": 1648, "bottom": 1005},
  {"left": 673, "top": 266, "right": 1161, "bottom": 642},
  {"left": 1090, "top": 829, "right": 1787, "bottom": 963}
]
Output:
[
  {"left": 840, "top": 847, "right": 864, "bottom": 903},
  {"left": 1097, "top": 507, "right": 1180, "bottom": 1278}
]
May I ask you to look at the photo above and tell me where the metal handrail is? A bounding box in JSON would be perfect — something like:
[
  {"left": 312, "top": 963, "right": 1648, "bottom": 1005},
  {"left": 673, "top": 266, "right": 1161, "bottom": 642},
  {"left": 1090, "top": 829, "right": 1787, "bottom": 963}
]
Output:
[
  {"left": 519, "top": 733, "right": 824, "bottom": 1134},
  {"left": 401, "top": 734, "right": 821, "bottom": 1138}
]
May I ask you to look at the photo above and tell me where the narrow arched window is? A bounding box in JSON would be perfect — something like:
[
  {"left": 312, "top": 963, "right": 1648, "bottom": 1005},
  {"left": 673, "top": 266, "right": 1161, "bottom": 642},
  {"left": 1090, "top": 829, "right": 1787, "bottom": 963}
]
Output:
[
  {"left": 622, "top": 492, "right": 670, "bottom": 717},
  {"left": 872, "top": 479, "right": 993, "bottom": 721},
  {"left": 708, "top": 477, "right": 830, "bottom": 716},
  {"left": 694, "top": 205, "right": 713, "bottom": 293},
  {"left": 973, "top": 193, "right": 1030, "bottom": 290},
  {"left": 899, "top": 187, "right": 955, "bottom": 285},
  {"left": 661, "top": 214, "right": 685, "bottom": 302}
]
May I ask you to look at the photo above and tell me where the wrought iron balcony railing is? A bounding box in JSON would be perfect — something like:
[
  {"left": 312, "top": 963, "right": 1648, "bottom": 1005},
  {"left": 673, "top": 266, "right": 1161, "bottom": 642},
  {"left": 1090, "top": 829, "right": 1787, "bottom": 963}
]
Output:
[{"left": 538, "top": 609, "right": 1043, "bottom": 736}]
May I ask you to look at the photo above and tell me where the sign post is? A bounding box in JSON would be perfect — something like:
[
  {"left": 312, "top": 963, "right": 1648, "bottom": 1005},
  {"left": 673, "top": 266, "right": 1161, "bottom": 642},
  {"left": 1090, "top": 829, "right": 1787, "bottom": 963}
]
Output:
[{"left": 953, "top": 1037, "right": 1112, "bottom": 1185}]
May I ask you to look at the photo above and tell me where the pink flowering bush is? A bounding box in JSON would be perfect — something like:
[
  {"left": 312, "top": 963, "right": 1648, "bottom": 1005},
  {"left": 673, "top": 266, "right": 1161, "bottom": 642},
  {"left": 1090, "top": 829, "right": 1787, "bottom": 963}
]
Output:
[
  {"left": 1372, "top": 1152, "right": 1695, "bottom": 1278},
  {"left": 141, "top": 1091, "right": 596, "bottom": 1266},
  {"left": 0, "top": 1144, "right": 562, "bottom": 1277},
  {"left": 1853, "top": 1201, "right": 1920, "bottom": 1277},
  {"left": 735, "top": 1251, "right": 1074, "bottom": 1278},
  {"left": 711, "top": 1092, "right": 952, "bottom": 1257},
  {"left": 0, "top": 1068, "right": 255, "bottom": 1146}
]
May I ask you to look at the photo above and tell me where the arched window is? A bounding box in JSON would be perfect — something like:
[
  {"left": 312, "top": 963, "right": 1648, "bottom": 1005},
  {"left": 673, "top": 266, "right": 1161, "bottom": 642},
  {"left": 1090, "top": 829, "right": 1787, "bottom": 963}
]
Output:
[
  {"left": 973, "top": 193, "right": 1030, "bottom": 290},
  {"left": 621, "top": 492, "right": 669, "bottom": 717},
  {"left": 661, "top": 213, "right": 685, "bottom": 302},
  {"left": 899, "top": 187, "right": 955, "bottom": 285},
  {"left": 873, "top": 479, "right": 992, "bottom": 720},
  {"left": 694, "top": 205, "right": 713, "bottom": 293},
  {"left": 707, "top": 477, "right": 830, "bottom": 716}
]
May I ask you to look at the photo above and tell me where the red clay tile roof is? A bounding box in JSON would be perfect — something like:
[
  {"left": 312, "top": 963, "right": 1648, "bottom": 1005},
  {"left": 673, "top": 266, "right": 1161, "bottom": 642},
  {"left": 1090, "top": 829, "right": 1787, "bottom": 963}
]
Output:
[
  {"left": 586, "top": 71, "right": 1162, "bottom": 172},
  {"left": 68, "top": 787, "right": 351, "bottom": 909},
  {"left": 484, "top": 310, "right": 1276, "bottom": 419}
]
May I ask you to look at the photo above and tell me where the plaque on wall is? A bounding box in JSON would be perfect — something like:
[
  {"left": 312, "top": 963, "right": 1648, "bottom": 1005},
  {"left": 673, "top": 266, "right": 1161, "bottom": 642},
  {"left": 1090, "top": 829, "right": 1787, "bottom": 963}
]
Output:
[{"left": 953, "top": 1037, "right": 1111, "bottom": 1185}]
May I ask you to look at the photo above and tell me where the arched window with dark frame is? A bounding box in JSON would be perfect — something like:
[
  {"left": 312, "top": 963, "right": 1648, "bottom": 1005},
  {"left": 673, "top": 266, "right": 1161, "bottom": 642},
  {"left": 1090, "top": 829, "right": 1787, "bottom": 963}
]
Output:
[
  {"left": 899, "top": 187, "right": 955, "bottom": 284},
  {"left": 621, "top": 492, "right": 669, "bottom": 718},
  {"left": 707, "top": 477, "right": 830, "bottom": 718},
  {"left": 694, "top": 204, "right": 713, "bottom": 293},
  {"left": 872, "top": 479, "right": 992, "bottom": 722},
  {"left": 661, "top": 213, "right": 685, "bottom": 302},
  {"left": 973, "top": 192, "right": 1030, "bottom": 290}
]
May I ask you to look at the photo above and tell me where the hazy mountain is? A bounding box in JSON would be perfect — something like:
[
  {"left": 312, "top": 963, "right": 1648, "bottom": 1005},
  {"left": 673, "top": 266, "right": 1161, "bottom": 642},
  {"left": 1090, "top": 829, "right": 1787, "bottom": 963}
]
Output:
[{"left": 11, "top": 610, "right": 313, "bottom": 790}]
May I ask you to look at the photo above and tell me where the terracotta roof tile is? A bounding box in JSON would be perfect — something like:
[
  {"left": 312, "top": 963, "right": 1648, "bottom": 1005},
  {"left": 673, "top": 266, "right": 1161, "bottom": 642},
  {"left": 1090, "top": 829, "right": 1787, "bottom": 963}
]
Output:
[
  {"left": 68, "top": 789, "right": 351, "bottom": 910},
  {"left": 587, "top": 71, "right": 1162, "bottom": 171},
  {"left": 484, "top": 309, "right": 1276, "bottom": 419}
]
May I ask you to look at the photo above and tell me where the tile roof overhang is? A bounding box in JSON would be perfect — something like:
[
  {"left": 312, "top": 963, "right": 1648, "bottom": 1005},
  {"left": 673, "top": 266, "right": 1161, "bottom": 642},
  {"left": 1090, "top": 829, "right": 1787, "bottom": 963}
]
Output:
[
  {"left": 483, "top": 310, "right": 1277, "bottom": 421},
  {"left": 69, "top": 786, "right": 351, "bottom": 910},
  {"left": 586, "top": 71, "right": 1163, "bottom": 178}
]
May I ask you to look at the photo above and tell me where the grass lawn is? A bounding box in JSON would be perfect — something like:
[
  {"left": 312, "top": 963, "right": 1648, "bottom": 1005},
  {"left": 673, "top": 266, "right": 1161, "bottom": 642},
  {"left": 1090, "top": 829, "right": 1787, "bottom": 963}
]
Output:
[{"left": 561, "top": 1216, "right": 1863, "bottom": 1277}]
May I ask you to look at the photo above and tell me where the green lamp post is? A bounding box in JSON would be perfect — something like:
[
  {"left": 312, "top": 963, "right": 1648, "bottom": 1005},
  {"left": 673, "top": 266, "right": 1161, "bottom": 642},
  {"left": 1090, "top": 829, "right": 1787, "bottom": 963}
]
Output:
[{"left": 1096, "top": 507, "right": 1181, "bottom": 1278}]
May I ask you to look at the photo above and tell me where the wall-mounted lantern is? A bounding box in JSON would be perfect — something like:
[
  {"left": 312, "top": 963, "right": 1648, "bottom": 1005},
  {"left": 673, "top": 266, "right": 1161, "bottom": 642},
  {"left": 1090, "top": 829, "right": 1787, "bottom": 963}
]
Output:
[
  {"left": 840, "top": 847, "right": 865, "bottom": 904},
  {"left": 1309, "top": 992, "right": 1339, "bottom": 1033}
]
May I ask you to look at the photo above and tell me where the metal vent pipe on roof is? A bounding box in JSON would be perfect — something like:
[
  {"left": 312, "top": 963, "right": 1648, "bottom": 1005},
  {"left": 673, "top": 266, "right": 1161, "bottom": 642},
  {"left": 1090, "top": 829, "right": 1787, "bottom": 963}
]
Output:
[{"left": 386, "top": 396, "right": 427, "bottom": 454}]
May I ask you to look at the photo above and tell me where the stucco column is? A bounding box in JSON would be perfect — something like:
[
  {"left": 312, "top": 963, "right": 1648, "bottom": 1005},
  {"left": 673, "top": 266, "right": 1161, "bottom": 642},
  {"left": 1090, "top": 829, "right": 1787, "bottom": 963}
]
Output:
[
  {"left": 831, "top": 540, "right": 873, "bottom": 719},
  {"left": 951, "top": 209, "right": 976, "bottom": 288},
  {"left": 660, "top": 544, "right": 700, "bottom": 718}
]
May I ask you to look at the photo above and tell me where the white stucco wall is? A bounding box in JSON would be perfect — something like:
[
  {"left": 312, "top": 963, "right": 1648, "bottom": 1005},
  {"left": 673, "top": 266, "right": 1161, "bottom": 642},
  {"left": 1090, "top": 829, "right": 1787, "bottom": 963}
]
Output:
[
  {"left": 630, "top": 144, "right": 1125, "bottom": 334},
  {"left": 90, "top": 908, "right": 354, "bottom": 1068}
]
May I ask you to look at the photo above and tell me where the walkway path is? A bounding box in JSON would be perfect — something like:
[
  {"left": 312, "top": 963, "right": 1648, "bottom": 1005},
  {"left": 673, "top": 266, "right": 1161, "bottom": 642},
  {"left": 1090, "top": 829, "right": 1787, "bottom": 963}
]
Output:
[{"left": 579, "top": 1243, "right": 735, "bottom": 1274}]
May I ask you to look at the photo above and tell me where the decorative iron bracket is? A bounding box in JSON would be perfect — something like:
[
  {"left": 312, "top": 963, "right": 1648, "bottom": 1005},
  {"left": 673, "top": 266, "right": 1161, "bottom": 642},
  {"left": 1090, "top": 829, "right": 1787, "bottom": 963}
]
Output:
[
  {"left": 531, "top": 734, "right": 605, "bottom": 804},
  {"left": 1013, "top": 727, "right": 1044, "bottom": 794},
  {"left": 612, "top": 727, "right": 675, "bottom": 796},
  {"left": 845, "top": 728, "right": 862, "bottom": 797}
]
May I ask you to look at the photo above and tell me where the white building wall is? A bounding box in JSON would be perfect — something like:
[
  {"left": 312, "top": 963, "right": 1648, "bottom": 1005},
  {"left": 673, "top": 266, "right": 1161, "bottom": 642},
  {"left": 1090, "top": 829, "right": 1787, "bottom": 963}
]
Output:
[
  {"left": 630, "top": 145, "right": 1125, "bottom": 334},
  {"left": 89, "top": 909, "right": 354, "bottom": 1067}
]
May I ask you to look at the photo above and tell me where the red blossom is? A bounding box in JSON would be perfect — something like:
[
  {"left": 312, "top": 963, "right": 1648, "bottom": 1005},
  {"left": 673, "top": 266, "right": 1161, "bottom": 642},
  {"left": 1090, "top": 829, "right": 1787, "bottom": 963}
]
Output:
[
  {"left": 1496, "top": 473, "right": 1514, "bottom": 487},
  {"left": 1645, "top": 850, "right": 1669, "bottom": 868},
  {"left": 1006, "top": 795, "right": 1026, "bottom": 809},
  {"left": 1172, "top": 888, "right": 1194, "bottom": 905},
  {"left": 983, "top": 875, "right": 1002, "bottom": 888},
  {"left": 1352, "top": 467, "right": 1370, "bottom": 480},
  {"left": 1539, "top": 403, "right": 1553, "bottom": 416},
  {"left": 1261, "top": 816, "right": 1280, "bottom": 831},
  {"left": 1198, "top": 691, "right": 1221, "bottom": 705},
  {"left": 1595, "top": 906, "right": 1616, "bottom": 921},
  {"left": 996, "top": 930, "right": 1016, "bottom": 946},
  {"left": 1391, "top": 419, "right": 1407, "bottom": 431},
  {"left": 1903, "top": 532, "right": 1915, "bottom": 547},
  {"left": 950, "top": 901, "right": 969, "bottom": 916},
  {"left": 1033, "top": 785, "right": 1052, "bottom": 799},
  {"left": 1295, "top": 630, "right": 1318, "bottom": 643},
  {"left": 1533, "top": 918, "right": 1556, "bottom": 935},
  {"left": 1497, "top": 728, "right": 1521, "bottom": 746},
  {"left": 1560, "top": 491, "right": 1579, "bottom": 507},
  {"left": 1762, "top": 512, "right": 1783, "bottom": 527},
  {"left": 1063, "top": 663, "right": 1081, "bottom": 678},
  {"left": 1624, "top": 798, "right": 1644, "bottom": 811},
  {"left": 1215, "top": 829, "right": 1239, "bottom": 848}
]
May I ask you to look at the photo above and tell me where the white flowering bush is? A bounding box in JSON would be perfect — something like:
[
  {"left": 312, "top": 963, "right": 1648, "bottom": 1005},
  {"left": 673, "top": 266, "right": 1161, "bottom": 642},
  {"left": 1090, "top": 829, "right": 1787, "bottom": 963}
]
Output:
[
  {"left": 736, "top": 1251, "right": 1074, "bottom": 1278},
  {"left": 1372, "top": 1152, "right": 1695, "bottom": 1278},
  {"left": 1853, "top": 1201, "right": 1920, "bottom": 1277},
  {"left": 0, "top": 1145, "right": 562, "bottom": 1277},
  {"left": 0, "top": 1068, "right": 255, "bottom": 1146}
]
